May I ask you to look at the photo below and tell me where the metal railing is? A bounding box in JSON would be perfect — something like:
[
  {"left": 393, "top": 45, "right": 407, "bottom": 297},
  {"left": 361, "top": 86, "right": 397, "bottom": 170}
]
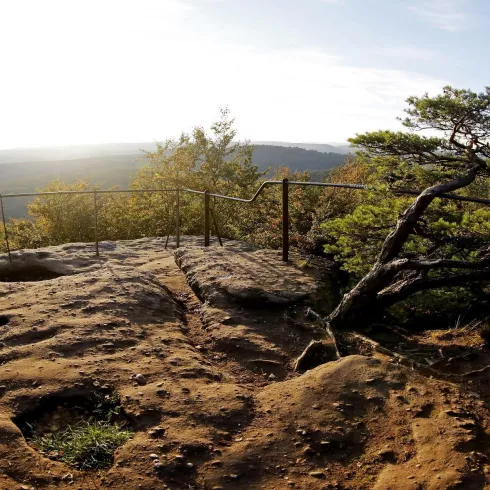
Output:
[{"left": 1, "top": 179, "right": 490, "bottom": 264}]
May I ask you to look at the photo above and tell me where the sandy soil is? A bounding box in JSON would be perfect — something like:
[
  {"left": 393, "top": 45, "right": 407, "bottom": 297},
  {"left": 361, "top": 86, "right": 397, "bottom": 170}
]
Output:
[{"left": 0, "top": 238, "right": 489, "bottom": 489}]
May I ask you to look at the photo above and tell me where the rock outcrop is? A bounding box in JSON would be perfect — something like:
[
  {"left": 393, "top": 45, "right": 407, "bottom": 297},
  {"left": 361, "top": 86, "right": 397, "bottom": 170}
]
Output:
[
  {"left": 0, "top": 237, "right": 487, "bottom": 489},
  {"left": 174, "top": 242, "right": 327, "bottom": 307}
]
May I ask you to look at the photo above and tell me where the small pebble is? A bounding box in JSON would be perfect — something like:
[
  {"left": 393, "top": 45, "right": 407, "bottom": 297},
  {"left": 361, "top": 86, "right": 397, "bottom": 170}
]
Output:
[{"left": 308, "top": 471, "right": 324, "bottom": 478}]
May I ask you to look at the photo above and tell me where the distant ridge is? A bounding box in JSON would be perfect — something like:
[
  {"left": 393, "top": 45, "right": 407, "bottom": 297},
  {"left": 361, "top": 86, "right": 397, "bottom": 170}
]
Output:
[
  {"left": 0, "top": 142, "right": 157, "bottom": 165},
  {"left": 0, "top": 141, "right": 352, "bottom": 165},
  {"left": 253, "top": 141, "right": 352, "bottom": 154}
]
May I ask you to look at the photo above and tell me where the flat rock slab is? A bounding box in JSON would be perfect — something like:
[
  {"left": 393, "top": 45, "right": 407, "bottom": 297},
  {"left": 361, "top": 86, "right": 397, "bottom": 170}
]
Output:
[{"left": 175, "top": 242, "right": 327, "bottom": 308}]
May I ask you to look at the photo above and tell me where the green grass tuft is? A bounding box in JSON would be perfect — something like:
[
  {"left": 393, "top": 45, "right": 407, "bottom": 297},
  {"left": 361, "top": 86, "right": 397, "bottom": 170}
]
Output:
[{"left": 31, "top": 420, "right": 132, "bottom": 470}]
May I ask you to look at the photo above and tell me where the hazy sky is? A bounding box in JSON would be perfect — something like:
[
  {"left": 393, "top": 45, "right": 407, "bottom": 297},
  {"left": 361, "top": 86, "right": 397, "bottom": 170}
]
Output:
[{"left": 1, "top": 0, "right": 489, "bottom": 149}]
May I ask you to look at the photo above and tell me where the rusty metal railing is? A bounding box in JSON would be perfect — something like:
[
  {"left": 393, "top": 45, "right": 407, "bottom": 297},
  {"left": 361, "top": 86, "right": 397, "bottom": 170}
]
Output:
[{"left": 1, "top": 180, "right": 490, "bottom": 264}]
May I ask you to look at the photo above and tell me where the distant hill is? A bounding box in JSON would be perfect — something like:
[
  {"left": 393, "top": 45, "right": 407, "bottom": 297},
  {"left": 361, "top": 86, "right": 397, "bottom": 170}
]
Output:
[
  {"left": 0, "top": 143, "right": 157, "bottom": 165},
  {"left": 0, "top": 154, "right": 147, "bottom": 220},
  {"left": 0, "top": 144, "right": 346, "bottom": 219},
  {"left": 253, "top": 141, "right": 352, "bottom": 154},
  {"left": 253, "top": 145, "right": 345, "bottom": 172},
  {"left": 0, "top": 154, "right": 143, "bottom": 194},
  {"left": 0, "top": 140, "right": 352, "bottom": 165},
  {"left": 330, "top": 144, "right": 355, "bottom": 154}
]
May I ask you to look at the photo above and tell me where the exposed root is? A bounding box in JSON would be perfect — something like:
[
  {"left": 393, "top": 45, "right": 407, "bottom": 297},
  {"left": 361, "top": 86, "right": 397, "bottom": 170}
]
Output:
[
  {"left": 248, "top": 359, "right": 283, "bottom": 366},
  {"left": 304, "top": 308, "right": 341, "bottom": 359},
  {"left": 449, "top": 363, "right": 490, "bottom": 378},
  {"left": 294, "top": 339, "right": 340, "bottom": 371},
  {"left": 351, "top": 331, "right": 490, "bottom": 379},
  {"left": 294, "top": 309, "right": 342, "bottom": 371},
  {"left": 294, "top": 315, "right": 490, "bottom": 378},
  {"left": 350, "top": 331, "right": 429, "bottom": 370}
]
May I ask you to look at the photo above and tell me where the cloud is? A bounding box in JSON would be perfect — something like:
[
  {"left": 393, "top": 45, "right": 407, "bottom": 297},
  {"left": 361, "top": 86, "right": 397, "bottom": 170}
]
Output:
[
  {"left": 380, "top": 46, "right": 436, "bottom": 60},
  {"left": 127, "top": 45, "right": 447, "bottom": 142},
  {"left": 0, "top": 1, "right": 448, "bottom": 147},
  {"left": 408, "top": 0, "right": 469, "bottom": 32}
]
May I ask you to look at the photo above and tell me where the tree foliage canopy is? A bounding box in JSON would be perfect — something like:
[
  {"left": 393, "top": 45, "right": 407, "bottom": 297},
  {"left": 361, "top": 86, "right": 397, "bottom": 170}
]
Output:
[{"left": 317, "top": 86, "right": 490, "bottom": 332}]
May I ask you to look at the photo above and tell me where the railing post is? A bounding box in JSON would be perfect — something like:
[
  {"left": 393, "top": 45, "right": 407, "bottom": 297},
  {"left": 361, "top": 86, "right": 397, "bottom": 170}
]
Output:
[
  {"left": 204, "top": 190, "right": 210, "bottom": 247},
  {"left": 94, "top": 190, "right": 99, "bottom": 257},
  {"left": 176, "top": 188, "right": 180, "bottom": 248},
  {"left": 210, "top": 206, "right": 223, "bottom": 247},
  {"left": 282, "top": 178, "right": 289, "bottom": 262},
  {"left": 0, "top": 196, "right": 12, "bottom": 264}
]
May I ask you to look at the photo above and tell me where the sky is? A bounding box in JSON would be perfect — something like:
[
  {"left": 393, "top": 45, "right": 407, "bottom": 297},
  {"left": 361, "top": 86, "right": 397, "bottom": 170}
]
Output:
[{"left": 0, "top": 0, "right": 489, "bottom": 149}]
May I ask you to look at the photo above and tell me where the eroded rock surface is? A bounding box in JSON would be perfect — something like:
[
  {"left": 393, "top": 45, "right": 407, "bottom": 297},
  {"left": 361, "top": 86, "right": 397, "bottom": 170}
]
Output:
[
  {"left": 0, "top": 238, "right": 248, "bottom": 489},
  {"left": 174, "top": 242, "right": 334, "bottom": 307},
  {"left": 203, "top": 355, "right": 487, "bottom": 489},
  {"left": 0, "top": 238, "right": 488, "bottom": 489},
  {"left": 175, "top": 242, "right": 339, "bottom": 379}
]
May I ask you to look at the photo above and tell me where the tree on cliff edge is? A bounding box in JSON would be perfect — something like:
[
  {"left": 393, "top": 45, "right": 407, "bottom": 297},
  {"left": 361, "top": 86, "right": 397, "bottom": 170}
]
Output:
[{"left": 297, "top": 86, "right": 490, "bottom": 370}]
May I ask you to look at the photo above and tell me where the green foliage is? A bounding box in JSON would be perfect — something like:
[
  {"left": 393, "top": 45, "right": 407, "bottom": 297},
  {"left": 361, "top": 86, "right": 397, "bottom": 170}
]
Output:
[
  {"left": 2, "top": 218, "right": 47, "bottom": 251},
  {"left": 91, "top": 391, "right": 126, "bottom": 421},
  {"left": 323, "top": 194, "right": 407, "bottom": 276},
  {"left": 31, "top": 420, "right": 132, "bottom": 470},
  {"left": 402, "top": 86, "right": 490, "bottom": 136},
  {"left": 232, "top": 167, "right": 322, "bottom": 250},
  {"left": 388, "top": 286, "right": 481, "bottom": 326},
  {"left": 112, "top": 107, "right": 264, "bottom": 240},
  {"left": 320, "top": 158, "right": 490, "bottom": 322},
  {"left": 349, "top": 86, "right": 490, "bottom": 195},
  {"left": 328, "top": 85, "right": 490, "bottom": 280},
  {"left": 323, "top": 86, "right": 490, "bottom": 324},
  {"left": 27, "top": 179, "right": 98, "bottom": 245},
  {"left": 28, "top": 392, "right": 131, "bottom": 471},
  {"left": 323, "top": 187, "right": 490, "bottom": 274}
]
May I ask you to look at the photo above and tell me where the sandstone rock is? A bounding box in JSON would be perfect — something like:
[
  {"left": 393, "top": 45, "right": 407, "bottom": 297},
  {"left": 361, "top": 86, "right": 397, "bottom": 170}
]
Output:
[
  {"left": 309, "top": 471, "right": 325, "bottom": 478},
  {"left": 174, "top": 243, "right": 335, "bottom": 308}
]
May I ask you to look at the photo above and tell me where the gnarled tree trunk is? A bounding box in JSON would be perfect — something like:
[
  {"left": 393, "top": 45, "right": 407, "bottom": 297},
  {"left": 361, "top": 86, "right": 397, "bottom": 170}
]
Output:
[{"left": 295, "top": 167, "right": 487, "bottom": 370}]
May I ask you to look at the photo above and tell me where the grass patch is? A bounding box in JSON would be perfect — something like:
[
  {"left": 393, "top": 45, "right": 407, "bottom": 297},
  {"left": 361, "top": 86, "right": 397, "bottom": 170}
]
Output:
[
  {"left": 18, "top": 391, "right": 133, "bottom": 470},
  {"left": 31, "top": 420, "right": 132, "bottom": 470}
]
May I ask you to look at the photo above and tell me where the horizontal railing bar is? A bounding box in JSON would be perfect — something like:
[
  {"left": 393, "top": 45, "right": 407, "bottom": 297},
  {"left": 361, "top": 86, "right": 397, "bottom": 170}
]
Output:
[
  {"left": 182, "top": 188, "right": 206, "bottom": 195},
  {"left": 100, "top": 188, "right": 180, "bottom": 194},
  {"left": 0, "top": 189, "right": 180, "bottom": 198},
  {"left": 207, "top": 181, "right": 279, "bottom": 202},
  {"left": 287, "top": 181, "right": 369, "bottom": 190},
  {"left": 0, "top": 181, "right": 489, "bottom": 205}
]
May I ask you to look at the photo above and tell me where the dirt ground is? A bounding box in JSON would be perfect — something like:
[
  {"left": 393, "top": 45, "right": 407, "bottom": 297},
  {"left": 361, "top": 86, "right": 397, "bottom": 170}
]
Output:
[{"left": 1, "top": 237, "right": 490, "bottom": 489}]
